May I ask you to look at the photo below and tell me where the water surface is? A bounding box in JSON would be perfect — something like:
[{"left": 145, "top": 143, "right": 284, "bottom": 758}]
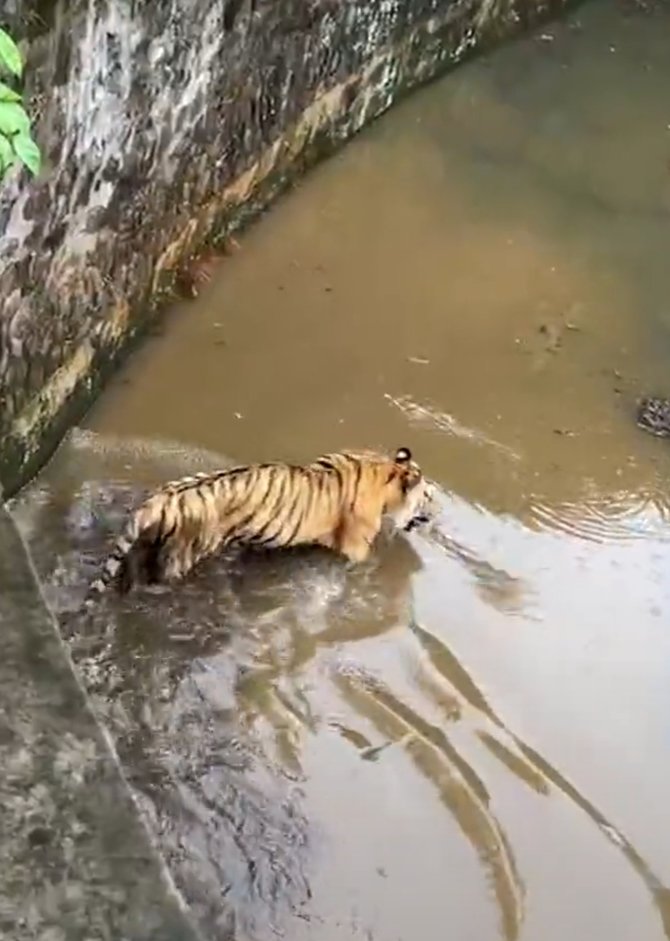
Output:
[{"left": 11, "top": 3, "right": 670, "bottom": 939}]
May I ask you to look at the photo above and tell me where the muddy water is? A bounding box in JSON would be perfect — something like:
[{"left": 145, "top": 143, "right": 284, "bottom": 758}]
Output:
[{"left": 10, "top": 2, "right": 670, "bottom": 940}]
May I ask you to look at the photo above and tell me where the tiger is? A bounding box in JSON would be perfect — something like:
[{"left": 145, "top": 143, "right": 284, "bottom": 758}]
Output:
[{"left": 85, "top": 446, "right": 436, "bottom": 603}]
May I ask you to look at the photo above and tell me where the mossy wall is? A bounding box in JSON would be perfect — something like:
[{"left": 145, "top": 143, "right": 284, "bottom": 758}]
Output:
[{"left": 0, "top": 0, "right": 576, "bottom": 496}]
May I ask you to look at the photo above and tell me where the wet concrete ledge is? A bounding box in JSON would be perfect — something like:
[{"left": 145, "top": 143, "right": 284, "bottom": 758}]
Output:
[
  {"left": 0, "top": 501, "right": 202, "bottom": 940},
  {"left": 0, "top": 0, "right": 578, "bottom": 497}
]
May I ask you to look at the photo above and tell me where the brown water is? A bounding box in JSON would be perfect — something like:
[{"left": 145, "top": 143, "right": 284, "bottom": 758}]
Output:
[{"left": 10, "top": 2, "right": 670, "bottom": 939}]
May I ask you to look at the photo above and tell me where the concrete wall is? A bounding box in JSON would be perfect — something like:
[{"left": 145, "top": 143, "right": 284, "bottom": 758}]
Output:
[
  {"left": 0, "top": 0, "right": 576, "bottom": 496},
  {"left": 0, "top": 501, "right": 201, "bottom": 940}
]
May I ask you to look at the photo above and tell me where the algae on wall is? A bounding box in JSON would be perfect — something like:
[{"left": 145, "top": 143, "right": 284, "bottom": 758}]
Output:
[{"left": 0, "top": 0, "right": 576, "bottom": 497}]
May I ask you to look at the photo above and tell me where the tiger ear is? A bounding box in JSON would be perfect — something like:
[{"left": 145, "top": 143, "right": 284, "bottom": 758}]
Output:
[{"left": 394, "top": 447, "right": 412, "bottom": 465}]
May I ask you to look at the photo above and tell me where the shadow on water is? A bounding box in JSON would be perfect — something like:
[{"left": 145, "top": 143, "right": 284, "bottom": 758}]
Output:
[{"left": 9, "top": 2, "right": 670, "bottom": 939}]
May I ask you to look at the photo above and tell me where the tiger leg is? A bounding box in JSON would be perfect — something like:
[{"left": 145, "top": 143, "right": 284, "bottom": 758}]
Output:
[
  {"left": 161, "top": 542, "right": 194, "bottom": 582},
  {"left": 336, "top": 516, "right": 380, "bottom": 563}
]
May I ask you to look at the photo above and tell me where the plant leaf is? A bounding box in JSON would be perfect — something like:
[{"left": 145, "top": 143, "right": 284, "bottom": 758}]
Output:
[
  {"left": 0, "top": 100, "right": 31, "bottom": 137},
  {"left": 0, "top": 81, "right": 21, "bottom": 103},
  {"left": 12, "top": 132, "right": 40, "bottom": 176},
  {"left": 0, "top": 133, "right": 17, "bottom": 175},
  {"left": 0, "top": 29, "right": 23, "bottom": 79}
]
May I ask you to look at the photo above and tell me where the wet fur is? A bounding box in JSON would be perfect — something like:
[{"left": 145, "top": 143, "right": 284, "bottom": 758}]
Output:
[{"left": 86, "top": 447, "right": 433, "bottom": 603}]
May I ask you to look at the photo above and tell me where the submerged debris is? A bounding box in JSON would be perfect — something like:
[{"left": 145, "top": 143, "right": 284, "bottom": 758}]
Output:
[
  {"left": 175, "top": 236, "right": 241, "bottom": 299},
  {"left": 636, "top": 396, "right": 670, "bottom": 437}
]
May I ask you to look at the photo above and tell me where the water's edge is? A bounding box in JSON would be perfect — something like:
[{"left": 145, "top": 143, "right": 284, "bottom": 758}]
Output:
[{"left": 0, "top": 0, "right": 578, "bottom": 497}]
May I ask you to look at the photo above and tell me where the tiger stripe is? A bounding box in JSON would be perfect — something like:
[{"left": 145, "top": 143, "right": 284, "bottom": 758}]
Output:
[{"left": 84, "top": 446, "right": 434, "bottom": 604}]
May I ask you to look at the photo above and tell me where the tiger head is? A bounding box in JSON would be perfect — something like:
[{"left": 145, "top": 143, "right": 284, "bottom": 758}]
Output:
[{"left": 383, "top": 447, "right": 438, "bottom": 533}]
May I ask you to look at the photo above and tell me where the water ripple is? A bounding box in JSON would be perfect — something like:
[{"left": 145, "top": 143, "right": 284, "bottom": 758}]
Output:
[
  {"left": 384, "top": 393, "right": 521, "bottom": 461},
  {"left": 528, "top": 491, "right": 670, "bottom": 544}
]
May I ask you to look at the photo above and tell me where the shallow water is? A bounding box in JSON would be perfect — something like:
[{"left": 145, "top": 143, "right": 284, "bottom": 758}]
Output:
[{"left": 10, "top": 2, "right": 670, "bottom": 939}]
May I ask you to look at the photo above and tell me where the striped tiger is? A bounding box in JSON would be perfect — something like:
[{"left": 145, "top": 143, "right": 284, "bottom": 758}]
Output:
[{"left": 85, "top": 446, "right": 435, "bottom": 603}]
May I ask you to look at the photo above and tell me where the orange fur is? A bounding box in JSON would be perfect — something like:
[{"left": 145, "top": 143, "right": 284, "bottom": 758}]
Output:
[{"left": 86, "top": 446, "right": 434, "bottom": 602}]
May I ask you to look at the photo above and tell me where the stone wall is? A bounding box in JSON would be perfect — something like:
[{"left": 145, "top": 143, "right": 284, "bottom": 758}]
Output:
[{"left": 0, "top": 0, "right": 577, "bottom": 496}]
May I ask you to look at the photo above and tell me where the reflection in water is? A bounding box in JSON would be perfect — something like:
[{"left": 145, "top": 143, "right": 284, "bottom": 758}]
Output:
[
  {"left": 10, "top": 2, "right": 670, "bottom": 939},
  {"left": 408, "top": 618, "right": 670, "bottom": 940},
  {"left": 332, "top": 663, "right": 525, "bottom": 940},
  {"left": 511, "top": 740, "right": 670, "bottom": 941},
  {"left": 424, "top": 519, "right": 535, "bottom": 618}
]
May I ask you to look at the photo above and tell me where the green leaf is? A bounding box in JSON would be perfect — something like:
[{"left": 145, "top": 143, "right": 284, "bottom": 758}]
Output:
[
  {"left": 0, "top": 81, "right": 21, "bottom": 103},
  {"left": 0, "top": 29, "right": 23, "bottom": 78},
  {"left": 0, "top": 133, "right": 17, "bottom": 175},
  {"left": 0, "top": 100, "right": 31, "bottom": 137},
  {"left": 12, "top": 131, "right": 40, "bottom": 175}
]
